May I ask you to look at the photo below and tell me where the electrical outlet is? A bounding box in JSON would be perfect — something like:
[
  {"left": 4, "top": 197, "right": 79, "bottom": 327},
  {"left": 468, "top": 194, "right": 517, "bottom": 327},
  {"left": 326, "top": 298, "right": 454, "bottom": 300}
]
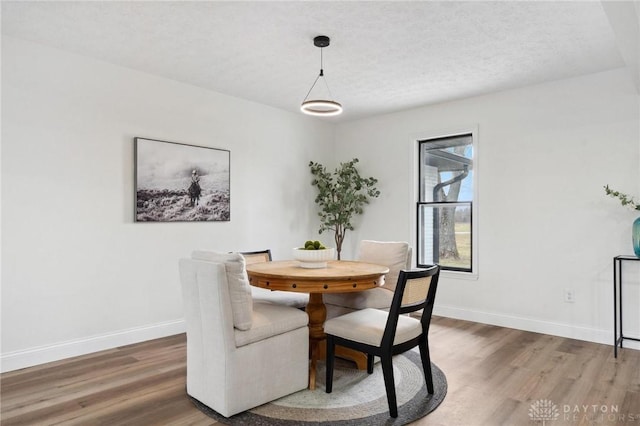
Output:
[{"left": 564, "top": 288, "right": 575, "bottom": 303}]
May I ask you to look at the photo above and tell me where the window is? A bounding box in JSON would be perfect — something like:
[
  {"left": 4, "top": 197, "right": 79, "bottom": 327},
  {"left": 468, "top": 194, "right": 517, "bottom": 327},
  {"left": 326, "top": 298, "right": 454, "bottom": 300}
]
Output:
[{"left": 417, "top": 133, "right": 475, "bottom": 273}]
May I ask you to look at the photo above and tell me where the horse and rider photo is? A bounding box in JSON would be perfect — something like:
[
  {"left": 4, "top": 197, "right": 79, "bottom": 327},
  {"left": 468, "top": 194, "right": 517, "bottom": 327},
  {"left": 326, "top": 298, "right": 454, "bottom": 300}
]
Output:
[
  {"left": 134, "top": 137, "right": 230, "bottom": 222},
  {"left": 188, "top": 170, "right": 202, "bottom": 207}
]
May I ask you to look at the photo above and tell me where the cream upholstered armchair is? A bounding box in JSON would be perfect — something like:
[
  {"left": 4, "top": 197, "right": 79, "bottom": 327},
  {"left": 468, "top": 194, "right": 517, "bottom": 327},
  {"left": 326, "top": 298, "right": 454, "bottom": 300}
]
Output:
[
  {"left": 324, "top": 240, "right": 412, "bottom": 319},
  {"left": 179, "top": 251, "right": 309, "bottom": 417}
]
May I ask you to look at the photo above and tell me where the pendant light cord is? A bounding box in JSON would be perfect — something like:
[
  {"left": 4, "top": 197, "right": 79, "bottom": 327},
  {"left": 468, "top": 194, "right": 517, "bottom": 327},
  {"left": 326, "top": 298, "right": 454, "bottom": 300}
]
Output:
[
  {"left": 302, "top": 74, "right": 321, "bottom": 102},
  {"left": 302, "top": 47, "right": 335, "bottom": 102}
]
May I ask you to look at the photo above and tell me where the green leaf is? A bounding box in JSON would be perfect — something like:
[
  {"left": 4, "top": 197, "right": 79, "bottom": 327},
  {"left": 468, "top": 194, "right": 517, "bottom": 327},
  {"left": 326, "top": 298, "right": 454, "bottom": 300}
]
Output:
[
  {"left": 604, "top": 185, "right": 640, "bottom": 211},
  {"left": 309, "top": 158, "right": 381, "bottom": 256}
]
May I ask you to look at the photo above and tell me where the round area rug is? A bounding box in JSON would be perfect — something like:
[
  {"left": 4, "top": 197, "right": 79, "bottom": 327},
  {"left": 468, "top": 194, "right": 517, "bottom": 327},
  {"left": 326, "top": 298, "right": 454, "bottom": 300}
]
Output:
[{"left": 190, "top": 349, "right": 447, "bottom": 425}]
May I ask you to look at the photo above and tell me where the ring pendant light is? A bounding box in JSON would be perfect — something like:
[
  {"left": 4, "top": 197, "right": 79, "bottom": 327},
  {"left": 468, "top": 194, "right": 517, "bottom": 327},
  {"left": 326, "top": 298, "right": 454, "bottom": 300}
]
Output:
[{"left": 301, "top": 35, "right": 343, "bottom": 117}]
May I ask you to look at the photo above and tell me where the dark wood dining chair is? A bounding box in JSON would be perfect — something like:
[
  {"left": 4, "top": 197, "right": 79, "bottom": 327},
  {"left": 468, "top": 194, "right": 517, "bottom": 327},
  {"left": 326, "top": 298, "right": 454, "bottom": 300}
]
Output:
[{"left": 324, "top": 265, "right": 441, "bottom": 418}]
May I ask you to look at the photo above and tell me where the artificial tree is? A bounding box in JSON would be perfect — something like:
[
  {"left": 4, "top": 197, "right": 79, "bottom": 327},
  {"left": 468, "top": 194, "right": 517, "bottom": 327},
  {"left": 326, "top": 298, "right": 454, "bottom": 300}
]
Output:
[{"left": 309, "top": 158, "right": 380, "bottom": 260}]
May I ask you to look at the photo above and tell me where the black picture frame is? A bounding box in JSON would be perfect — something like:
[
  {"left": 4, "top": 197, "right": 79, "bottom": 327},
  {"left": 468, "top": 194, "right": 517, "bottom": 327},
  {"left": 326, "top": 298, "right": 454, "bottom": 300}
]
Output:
[{"left": 134, "top": 137, "right": 230, "bottom": 222}]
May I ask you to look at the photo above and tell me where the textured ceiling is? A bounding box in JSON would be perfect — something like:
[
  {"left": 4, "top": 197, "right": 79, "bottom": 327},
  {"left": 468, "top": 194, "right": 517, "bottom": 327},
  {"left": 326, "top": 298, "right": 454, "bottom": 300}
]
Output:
[{"left": 1, "top": 1, "right": 627, "bottom": 122}]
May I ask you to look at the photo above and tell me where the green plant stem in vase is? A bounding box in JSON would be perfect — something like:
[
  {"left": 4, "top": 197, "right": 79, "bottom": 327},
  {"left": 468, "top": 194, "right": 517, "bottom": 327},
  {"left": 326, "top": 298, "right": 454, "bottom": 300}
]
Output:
[{"left": 604, "top": 185, "right": 640, "bottom": 257}]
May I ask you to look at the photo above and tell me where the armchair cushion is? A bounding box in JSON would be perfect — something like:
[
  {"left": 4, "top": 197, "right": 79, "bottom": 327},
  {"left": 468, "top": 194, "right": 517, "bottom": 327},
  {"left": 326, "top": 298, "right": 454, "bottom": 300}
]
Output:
[
  {"left": 251, "top": 286, "right": 309, "bottom": 308},
  {"left": 191, "top": 250, "right": 253, "bottom": 330},
  {"left": 235, "top": 302, "right": 309, "bottom": 347}
]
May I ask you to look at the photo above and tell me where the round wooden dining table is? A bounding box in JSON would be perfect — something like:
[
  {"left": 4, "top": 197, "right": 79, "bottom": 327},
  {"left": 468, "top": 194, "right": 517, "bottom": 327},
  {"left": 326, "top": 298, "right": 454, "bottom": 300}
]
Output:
[{"left": 246, "top": 260, "right": 389, "bottom": 390}]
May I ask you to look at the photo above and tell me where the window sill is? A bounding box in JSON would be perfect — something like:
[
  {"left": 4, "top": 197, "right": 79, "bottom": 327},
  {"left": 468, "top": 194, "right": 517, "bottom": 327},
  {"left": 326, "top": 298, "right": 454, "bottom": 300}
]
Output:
[{"left": 441, "top": 269, "right": 478, "bottom": 281}]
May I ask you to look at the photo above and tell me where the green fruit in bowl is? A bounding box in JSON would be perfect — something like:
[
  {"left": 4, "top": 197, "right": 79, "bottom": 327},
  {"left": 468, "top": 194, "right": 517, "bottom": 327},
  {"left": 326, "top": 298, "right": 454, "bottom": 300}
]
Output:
[{"left": 302, "top": 240, "right": 327, "bottom": 250}]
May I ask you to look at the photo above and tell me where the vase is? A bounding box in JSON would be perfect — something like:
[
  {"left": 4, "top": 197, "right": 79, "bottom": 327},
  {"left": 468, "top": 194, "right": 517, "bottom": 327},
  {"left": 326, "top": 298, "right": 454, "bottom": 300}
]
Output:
[{"left": 634, "top": 216, "right": 640, "bottom": 257}]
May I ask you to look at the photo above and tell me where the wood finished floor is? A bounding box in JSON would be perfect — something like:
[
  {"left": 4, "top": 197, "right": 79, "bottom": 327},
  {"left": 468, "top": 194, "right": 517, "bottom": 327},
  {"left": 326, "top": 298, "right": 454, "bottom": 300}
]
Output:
[{"left": 2, "top": 317, "right": 639, "bottom": 426}]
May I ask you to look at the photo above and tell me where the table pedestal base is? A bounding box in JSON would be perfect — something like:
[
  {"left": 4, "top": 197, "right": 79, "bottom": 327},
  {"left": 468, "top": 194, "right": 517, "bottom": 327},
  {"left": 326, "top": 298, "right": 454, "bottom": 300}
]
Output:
[
  {"left": 306, "top": 294, "right": 369, "bottom": 389},
  {"left": 336, "top": 346, "right": 369, "bottom": 370},
  {"left": 307, "top": 294, "right": 325, "bottom": 390},
  {"left": 308, "top": 341, "right": 369, "bottom": 389},
  {"left": 317, "top": 340, "right": 368, "bottom": 369}
]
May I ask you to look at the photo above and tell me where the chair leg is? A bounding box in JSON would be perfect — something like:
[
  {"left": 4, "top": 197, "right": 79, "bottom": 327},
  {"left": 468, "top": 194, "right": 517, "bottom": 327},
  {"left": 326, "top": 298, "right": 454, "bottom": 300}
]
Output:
[
  {"left": 418, "top": 339, "right": 434, "bottom": 394},
  {"left": 381, "top": 355, "right": 398, "bottom": 418},
  {"left": 367, "top": 354, "right": 374, "bottom": 374},
  {"left": 325, "top": 336, "right": 335, "bottom": 393}
]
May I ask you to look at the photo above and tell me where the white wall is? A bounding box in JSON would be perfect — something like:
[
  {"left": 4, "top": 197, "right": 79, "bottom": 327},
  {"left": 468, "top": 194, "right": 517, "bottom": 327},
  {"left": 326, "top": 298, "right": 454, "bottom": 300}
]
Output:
[
  {"left": 1, "top": 37, "right": 334, "bottom": 371},
  {"left": 335, "top": 68, "right": 640, "bottom": 347},
  {"left": 3, "top": 35, "right": 638, "bottom": 372}
]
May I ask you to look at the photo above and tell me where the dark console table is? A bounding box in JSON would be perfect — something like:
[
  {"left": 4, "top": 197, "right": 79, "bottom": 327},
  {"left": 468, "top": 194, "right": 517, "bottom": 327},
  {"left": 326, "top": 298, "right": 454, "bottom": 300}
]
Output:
[{"left": 613, "top": 255, "right": 640, "bottom": 357}]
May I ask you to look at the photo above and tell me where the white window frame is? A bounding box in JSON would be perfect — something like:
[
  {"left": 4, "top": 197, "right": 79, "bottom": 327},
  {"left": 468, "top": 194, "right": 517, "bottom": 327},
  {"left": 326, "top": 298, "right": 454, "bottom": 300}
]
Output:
[{"left": 409, "top": 126, "right": 479, "bottom": 280}]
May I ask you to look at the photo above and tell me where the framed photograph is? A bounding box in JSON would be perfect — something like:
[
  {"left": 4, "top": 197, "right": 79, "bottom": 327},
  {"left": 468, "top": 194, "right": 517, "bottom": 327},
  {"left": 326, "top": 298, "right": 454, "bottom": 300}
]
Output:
[{"left": 134, "top": 137, "right": 230, "bottom": 222}]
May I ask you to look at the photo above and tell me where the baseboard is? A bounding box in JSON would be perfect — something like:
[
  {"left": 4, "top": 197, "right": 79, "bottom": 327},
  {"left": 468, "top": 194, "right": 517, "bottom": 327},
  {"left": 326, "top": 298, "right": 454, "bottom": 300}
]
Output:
[
  {"left": 433, "top": 304, "right": 640, "bottom": 351},
  {"left": 4, "top": 306, "right": 638, "bottom": 373},
  {"left": 1, "top": 319, "right": 186, "bottom": 373}
]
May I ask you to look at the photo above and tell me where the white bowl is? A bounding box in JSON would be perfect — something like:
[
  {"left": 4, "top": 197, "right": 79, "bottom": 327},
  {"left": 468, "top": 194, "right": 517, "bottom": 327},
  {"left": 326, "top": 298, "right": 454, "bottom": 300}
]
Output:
[{"left": 292, "top": 247, "right": 336, "bottom": 268}]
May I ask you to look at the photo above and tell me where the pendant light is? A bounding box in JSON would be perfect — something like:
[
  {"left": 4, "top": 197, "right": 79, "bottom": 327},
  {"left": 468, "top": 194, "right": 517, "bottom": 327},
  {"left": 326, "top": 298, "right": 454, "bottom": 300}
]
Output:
[{"left": 301, "top": 35, "right": 343, "bottom": 117}]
